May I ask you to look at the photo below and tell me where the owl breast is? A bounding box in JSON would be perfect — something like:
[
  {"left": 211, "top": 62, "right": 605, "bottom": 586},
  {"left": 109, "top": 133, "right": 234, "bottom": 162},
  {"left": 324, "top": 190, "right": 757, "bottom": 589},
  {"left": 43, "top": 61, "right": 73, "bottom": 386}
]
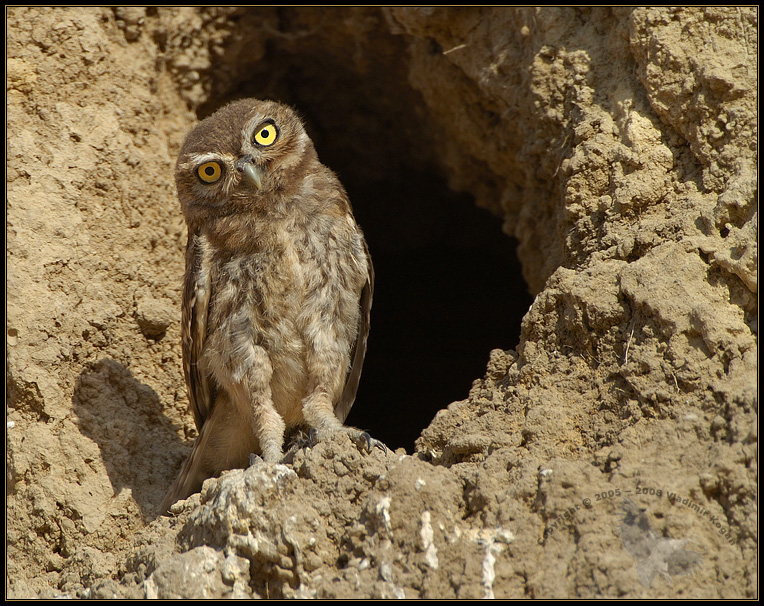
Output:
[{"left": 200, "top": 207, "right": 367, "bottom": 429}]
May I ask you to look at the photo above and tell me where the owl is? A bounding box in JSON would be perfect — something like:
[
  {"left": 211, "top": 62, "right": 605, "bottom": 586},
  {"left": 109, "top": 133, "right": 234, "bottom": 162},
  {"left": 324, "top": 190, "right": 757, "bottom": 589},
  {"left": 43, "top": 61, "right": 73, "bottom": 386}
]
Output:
[{"left": 160, "top": 98, "right": 374, "bottom": 512}]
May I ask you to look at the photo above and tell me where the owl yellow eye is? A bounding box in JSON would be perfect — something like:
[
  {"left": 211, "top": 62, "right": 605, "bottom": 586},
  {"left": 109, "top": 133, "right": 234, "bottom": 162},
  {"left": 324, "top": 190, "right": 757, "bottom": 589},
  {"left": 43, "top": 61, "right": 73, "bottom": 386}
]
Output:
[
  {"left": 253, "top": 122, "right": 279, "bottom": 147},
  {"left": 197, "top": 161, "right": 222, "bottom": 184}
]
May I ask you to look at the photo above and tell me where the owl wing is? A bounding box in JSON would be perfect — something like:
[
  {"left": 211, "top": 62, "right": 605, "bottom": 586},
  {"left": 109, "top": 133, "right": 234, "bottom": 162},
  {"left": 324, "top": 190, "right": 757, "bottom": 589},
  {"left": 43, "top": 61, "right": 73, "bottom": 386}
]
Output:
[
  {"left": 335, "top": 246, "right": 374, "bottom": 423},
  {"left": 182, "top": 231, "right": 215, "bottom": 430}
]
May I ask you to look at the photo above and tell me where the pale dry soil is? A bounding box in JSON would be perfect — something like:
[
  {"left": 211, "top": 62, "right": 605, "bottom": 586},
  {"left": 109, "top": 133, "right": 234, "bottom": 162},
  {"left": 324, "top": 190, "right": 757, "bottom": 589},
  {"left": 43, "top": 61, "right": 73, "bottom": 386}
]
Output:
[{"left": 6, "top": 6, "right": 757, "bottom": 599}]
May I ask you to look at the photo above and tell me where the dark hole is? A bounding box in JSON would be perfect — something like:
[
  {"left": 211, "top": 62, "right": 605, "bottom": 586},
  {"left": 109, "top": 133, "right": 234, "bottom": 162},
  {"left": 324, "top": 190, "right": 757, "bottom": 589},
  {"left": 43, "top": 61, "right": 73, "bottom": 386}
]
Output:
[{"left": 343, "top": 170, "right": 532, "bottom": 451}]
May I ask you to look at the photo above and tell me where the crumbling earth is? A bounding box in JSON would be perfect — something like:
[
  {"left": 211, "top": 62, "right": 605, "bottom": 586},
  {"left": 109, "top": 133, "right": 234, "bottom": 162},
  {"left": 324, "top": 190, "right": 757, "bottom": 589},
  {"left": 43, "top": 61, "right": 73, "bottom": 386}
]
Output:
[{"left": 6, "top": 6, "right": 757, "bottom": 598}]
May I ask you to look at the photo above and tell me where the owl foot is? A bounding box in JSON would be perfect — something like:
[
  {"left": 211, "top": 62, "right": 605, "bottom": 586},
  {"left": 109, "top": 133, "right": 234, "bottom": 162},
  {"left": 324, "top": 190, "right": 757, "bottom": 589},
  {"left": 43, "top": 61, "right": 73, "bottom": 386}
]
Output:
[
  {"left": 249, "top": 453, "right": 263, "bottom": 467},
  {"left": 358, "top": 431, "right": 388, "bottom": 453},
  {"left": 307, "top": 427, "right": 387, "bottom": 454}
]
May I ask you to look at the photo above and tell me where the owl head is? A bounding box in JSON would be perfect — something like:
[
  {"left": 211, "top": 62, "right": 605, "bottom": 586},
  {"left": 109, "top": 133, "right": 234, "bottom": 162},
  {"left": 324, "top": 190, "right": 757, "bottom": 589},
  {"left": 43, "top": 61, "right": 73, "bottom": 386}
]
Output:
[{"left": 175, "top": 98, "right": 317, "bottom": 223}]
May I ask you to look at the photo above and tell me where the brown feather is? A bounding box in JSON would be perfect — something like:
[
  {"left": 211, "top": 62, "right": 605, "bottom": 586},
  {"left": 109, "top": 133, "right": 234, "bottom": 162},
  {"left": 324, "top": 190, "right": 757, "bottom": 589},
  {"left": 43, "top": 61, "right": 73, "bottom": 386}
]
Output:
[{"left": 335, "top": 249, "right": 374, "bottom": 423}]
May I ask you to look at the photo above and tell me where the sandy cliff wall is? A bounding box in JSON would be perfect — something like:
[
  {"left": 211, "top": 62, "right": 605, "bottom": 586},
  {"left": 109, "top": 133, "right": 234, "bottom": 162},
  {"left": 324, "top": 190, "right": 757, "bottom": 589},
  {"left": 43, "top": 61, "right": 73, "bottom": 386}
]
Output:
[{"left": 7, "top": 7, "right": 757, "bottom": 598}]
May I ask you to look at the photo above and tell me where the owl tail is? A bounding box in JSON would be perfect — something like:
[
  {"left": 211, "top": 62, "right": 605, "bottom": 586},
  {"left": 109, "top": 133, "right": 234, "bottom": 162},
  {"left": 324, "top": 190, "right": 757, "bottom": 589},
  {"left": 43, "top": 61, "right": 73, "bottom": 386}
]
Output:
[
  {"left": 159, "top": 420, "right": 217, "bottom": 514},
  {"left": 159, "top": 394, "right": 253, "bottom": 514}
]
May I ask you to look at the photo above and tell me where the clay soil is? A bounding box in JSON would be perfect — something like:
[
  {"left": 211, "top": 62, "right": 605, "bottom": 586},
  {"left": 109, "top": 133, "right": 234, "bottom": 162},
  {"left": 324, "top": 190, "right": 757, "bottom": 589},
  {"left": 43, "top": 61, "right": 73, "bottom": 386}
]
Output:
[{"left": 6, "top": 7, "right": 757, "bottom": 598}]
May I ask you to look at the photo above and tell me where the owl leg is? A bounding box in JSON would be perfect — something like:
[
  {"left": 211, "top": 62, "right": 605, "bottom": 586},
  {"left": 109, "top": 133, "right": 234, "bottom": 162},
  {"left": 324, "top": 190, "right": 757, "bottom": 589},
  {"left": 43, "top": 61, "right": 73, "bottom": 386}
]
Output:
[
  {"left": 300, "top": 327, "right": 385, "bottom": 450},
  {"left": 227, "top": 382, "right": 284, "bottom": 463},
  {"left": 233, "top": 352, "right": 286, "bottom": 464},
  {"left": 302, "top": 387, "right": 345, "bottom": 435}
]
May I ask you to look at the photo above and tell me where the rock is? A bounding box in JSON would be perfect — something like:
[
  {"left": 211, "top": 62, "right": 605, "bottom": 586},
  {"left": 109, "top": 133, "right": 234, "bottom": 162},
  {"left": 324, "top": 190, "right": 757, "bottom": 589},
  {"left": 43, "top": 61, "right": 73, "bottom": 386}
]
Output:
[{"left": 135, "top": 296, "right": 175, "bottom": 338}]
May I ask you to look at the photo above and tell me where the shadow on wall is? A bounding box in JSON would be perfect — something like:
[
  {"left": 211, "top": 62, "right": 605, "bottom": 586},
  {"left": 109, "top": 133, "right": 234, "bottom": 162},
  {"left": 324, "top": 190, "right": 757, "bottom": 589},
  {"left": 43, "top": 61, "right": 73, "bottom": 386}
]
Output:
[{"left": 71, "top": 358, "right": 188, "bottom": 516}]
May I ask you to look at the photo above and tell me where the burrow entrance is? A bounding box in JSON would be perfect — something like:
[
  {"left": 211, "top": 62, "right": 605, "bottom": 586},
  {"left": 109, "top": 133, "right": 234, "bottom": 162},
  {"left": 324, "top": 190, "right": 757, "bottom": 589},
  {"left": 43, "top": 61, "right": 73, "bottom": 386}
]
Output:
[{"left": 191, "top": 8, "right": 533, "bottom": 450}]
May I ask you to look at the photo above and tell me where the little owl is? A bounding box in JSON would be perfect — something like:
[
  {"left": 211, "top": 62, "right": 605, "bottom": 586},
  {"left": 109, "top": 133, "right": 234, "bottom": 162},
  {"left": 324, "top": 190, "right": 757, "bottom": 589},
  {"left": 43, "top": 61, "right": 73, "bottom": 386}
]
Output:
[{"left": 160, "top": 98, "right": 374, "bottom": 512}]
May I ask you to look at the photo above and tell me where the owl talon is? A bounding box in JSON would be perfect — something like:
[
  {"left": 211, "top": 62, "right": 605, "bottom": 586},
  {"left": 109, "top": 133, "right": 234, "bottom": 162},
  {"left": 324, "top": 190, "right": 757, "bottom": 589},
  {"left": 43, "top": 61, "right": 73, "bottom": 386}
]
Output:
[
  {"left": 359, "top": 431, "right": 388, "bottom": 453},
  {"left": 305, "top": 427, "right": 386, "bottom": 454},
  {"left": 249, "top": 453, "right": 262, "bottom": 467}
]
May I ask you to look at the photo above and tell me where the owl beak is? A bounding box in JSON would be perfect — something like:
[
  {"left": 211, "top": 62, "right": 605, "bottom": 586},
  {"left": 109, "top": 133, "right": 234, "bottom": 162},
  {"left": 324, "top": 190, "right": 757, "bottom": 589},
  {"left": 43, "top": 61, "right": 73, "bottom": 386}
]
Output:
[{"left": 235, "top": 156, "right": 264, "bottom": 189}]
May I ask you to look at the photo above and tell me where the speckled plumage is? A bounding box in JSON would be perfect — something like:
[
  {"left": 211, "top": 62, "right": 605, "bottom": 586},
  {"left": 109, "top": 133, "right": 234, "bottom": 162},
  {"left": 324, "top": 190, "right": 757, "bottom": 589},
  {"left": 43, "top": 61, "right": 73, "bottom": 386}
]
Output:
[{"left": 160, "top": 99, "right": 373, "bottom": 512}]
